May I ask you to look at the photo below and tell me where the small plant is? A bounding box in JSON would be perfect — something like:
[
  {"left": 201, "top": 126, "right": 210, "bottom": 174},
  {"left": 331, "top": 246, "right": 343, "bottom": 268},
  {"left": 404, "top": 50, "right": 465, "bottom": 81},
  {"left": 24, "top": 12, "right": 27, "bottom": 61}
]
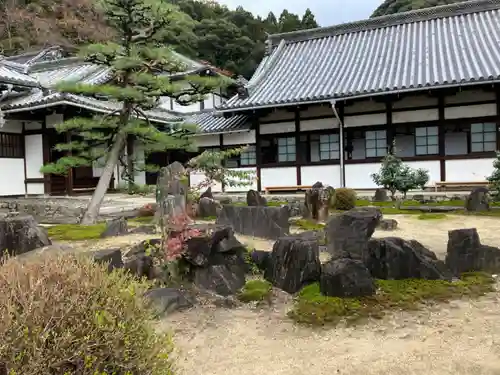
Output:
[
  {"left": 0, "top": 253, "right": 174, "bottom": 374},
  {"left": 371, "top": 145, "right": 430, "bottom": 200},
  {"left": 289, "top": 272, "right": 494, "bottom": 326},
  {"left": 243, "top": 246, "right": 261, "bottom": 275},
  {"left": 487, "top": 152, "right": 500, "bottom": 201},
  {"left": 332, "top": 188, "right": 357, "bottom": 210},
  {"left": 238, "top": 279, "right": 272, "bottom": 302}
]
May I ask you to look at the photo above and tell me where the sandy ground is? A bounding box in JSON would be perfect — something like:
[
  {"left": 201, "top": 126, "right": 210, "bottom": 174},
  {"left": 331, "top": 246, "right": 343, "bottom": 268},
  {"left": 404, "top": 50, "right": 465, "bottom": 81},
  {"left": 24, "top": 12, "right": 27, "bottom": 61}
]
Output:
[{"left": 162, "top": 214, "right": 500, "bottom": 375}]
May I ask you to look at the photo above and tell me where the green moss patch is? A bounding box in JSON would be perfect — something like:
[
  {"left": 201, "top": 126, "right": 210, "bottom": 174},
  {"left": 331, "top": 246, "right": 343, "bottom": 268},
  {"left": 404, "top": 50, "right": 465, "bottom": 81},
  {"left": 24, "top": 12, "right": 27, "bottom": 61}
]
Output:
[
  {"left": 288, "top": 272, "right": 495, "bottom": 326},
  {"left": 417, "top": 213, "right": 448, "bottom": 220},
  {"left": 128, "top": 216, "right": 155, "bottom": 225},
  {"left": 290, "top": 218, "right": 325, "bottom": 231},
  {"left": 47, "top": 223, "right": 106, "bottom": 241},
  {"left": 238, "top": 279, "right": 273, "bottom": 303}
]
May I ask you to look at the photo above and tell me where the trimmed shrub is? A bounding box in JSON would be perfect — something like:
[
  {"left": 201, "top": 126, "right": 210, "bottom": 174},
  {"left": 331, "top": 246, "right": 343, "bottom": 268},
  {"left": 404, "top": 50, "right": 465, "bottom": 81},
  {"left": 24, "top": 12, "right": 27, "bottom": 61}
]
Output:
[
  {"left": 0, "top": 253, "right": 173, "bottom": 375},
  {"left": 332, "top": 188, "right": 357, "bottom": 210}
]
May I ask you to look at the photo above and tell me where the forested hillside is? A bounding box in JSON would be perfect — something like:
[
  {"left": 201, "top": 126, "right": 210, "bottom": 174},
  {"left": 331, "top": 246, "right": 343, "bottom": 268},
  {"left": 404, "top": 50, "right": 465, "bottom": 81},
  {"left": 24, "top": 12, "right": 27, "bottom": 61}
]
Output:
[
  {"left": 0, "top": 0, "right": 318, "bottom": 78},
  {"left": 372, "top": 0, "right": 470, "bottom": 17}
]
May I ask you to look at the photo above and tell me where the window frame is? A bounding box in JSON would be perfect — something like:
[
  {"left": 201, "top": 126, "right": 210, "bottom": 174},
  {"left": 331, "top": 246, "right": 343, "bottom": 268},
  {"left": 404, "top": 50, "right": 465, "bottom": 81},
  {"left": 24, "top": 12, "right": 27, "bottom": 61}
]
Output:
[
  {"left": 470, "top": 122, "right": 497, "bottom": 153},
  {"left": 0, "top": 132, "right": 23, "bottom": 159},
  {"left": 414, "top": 125, "right": 439, "bottom": 156},
  {"left": 364, "top": 129, "right": 387, "bottom": 158}
]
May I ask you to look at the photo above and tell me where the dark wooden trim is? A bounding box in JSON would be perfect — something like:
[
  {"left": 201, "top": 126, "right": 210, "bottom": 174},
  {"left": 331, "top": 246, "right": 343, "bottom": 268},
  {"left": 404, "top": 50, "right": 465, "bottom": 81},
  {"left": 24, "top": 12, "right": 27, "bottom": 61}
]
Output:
[
  {"left": 496, "top": 85, "right": 500, "bottom": 152},
  {"left": 41, "top": 118, "right": 50, "bottom": 195},
  {"left": 385, "top": 101, "right": 394, "bottom": 153},
  {"left": 22, "top": 129, "right": 45, "bottom": 136},
  {"left": 22, "top": 122, "right": 27, "bottom": 196},
  {"left": 338, "top": 102, "right": 346, "bottom": 187},
  {"left": 294, "top": 108, "right": 301, "bottom": 185},
  {"left": 65, "top": 128, "right": 73, "bottom": 196},
  {"left": 25, "top": 178, "right": 45, "bottom": 183},
  {"left": 218, "top": 134, "right": 225, "bottom": 192},
  {"left": 253, "top": 115, "right": 262, "bottom": 192},
  {"left": 438, "top": 95, "right": 446, "bottom": 181}
]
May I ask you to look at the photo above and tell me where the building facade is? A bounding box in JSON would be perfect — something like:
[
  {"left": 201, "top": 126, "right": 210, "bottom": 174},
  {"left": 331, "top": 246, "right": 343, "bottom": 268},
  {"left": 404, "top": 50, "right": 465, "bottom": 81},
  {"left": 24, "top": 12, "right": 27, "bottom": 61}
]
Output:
[{"left": 190, "top": 0, "right": 500, "bottom": 192}]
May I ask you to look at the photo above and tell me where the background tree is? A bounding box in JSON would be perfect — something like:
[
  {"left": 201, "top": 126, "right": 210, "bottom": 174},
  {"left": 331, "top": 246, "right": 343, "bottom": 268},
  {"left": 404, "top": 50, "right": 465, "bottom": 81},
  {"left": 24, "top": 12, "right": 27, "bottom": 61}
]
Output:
[
  {"left": 41, "top": 0, "right": 221, "bottom": 224},
  {"left": 301, "top": 8, "right": 319, "bottom": 29}
]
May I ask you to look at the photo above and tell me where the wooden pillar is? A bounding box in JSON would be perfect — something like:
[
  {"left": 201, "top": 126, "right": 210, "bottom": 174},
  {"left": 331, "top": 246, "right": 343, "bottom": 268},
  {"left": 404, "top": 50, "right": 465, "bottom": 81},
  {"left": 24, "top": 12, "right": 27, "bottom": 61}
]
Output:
[
  {"left": 219, "top": 133, "right": 225, "bottom": 192},
  {"left": 495, "top": 85, "right": 500, "bottom": 152},
  {"left": 294, "top": 107, "right": 301, "bottom": 186},
  {"left": 385, "top": 100, "right": 394, "bottom": 153},
  {"left": 253, "top": 114, "right": 262, "bottom": 192},
  {"left": 338, "top": 102, "right": 346, "bottom": 188},
  {"left": 22, "top": 122, "right": 28, "bottom": 196},
  {"left": 438, "top": 95, "right": 446, "bottom": 182},
  {"left": 41, "top": 118, "right": 51, "bottom": 195},
  {"left": 65, "top": 129, "right": 74, "bottom": 196}
]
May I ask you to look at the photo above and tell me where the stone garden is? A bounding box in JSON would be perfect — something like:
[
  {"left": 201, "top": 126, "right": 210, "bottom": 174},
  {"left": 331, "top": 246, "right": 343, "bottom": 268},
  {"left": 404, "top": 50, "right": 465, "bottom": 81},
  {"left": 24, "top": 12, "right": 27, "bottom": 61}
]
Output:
[{"left": 2, "top": 162, "right": 500, "bottom": 375}]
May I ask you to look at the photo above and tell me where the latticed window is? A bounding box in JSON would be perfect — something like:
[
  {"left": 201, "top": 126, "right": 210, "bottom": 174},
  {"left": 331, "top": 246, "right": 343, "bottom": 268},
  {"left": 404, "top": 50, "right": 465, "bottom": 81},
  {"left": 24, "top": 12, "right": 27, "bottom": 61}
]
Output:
[
  {"left": 415, "top": 126, "right": 438, "bottom": 155},
  {"left": 0, "top": 133, "right": 23, "bottom": 158},
  {"left": 240, "top": 145, "right": 256, "bottom": 166},
  {"left": 277, "top": 137, "right": 296, "bottom": 162},
  {"left": 470, "top": 122, "right": 496, "bottom": 152},
  {"left": 365, "top": 130, "right": 386, "bottom": 157}
]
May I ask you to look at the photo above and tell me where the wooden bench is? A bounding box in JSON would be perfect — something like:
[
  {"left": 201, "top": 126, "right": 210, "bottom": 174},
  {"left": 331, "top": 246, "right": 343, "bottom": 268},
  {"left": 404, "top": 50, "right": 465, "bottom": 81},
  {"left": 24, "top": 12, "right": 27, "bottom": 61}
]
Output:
[
  {"left": 433, "top": 181, "right": 489, "bottom": 192},
  {"left": 264, "top": 185, "right": 313, "bottom": 194}
]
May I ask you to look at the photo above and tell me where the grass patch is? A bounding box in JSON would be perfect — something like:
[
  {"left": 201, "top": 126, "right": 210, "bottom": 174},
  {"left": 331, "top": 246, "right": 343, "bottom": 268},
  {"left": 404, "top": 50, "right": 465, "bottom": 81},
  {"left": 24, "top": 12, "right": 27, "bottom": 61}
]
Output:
[
  {"left": 128, "top": 216, "right": 154, "bottom": 225},
  {"left": 199, "top": 216, "right": 217, "bottom": 221},
  {"left": 238, "top": 279, "right": 272, "bottom": 303},
  {"left": 47, "top": 223, "right": 106, "bottom": 241},
  {"left": 288, "top": 272, "right": 495, "bottom": 326},
  {"left": 290, "top": 218, "right": 325, "bottom": 230},
  {"left": 417, "top": 213, "right": 448, "bottom": 220}
]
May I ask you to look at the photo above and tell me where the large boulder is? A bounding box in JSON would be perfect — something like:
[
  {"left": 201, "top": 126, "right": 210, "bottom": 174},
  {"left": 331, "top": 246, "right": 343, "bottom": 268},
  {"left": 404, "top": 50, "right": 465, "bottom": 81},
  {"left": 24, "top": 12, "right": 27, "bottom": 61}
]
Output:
[
  {"left": 193, "top": 263, "right": 246, "bottom": 296},
  {"left": 123, "top": 239, "right": 160, "bottom": 279},
  {"left": 100, "top": 217, "right": 128, "bottom": 238},
  {"left": 320, "top": 258, "right": 376, "bottom": 297},
  {"left": 373, "top": 188, "right": 388, "bottom": 202},
  {"left": 197, "top": 197, "right": 221, "bottom": 218},
  {"left": 144, "top": 288, "right": 194, "bottom": 317},
  {"left": 364, "top": 237, "right": 451, "bottom": 280},
  {"left": 304, "top": 185, "right": 334, "bottom": 221},
  {"left": 0, "top": 215, "right": 51, "bottom": 257},
  {"left": 246, "top": 189, "right": 267, "bottom": 206},
  {"left": 325, "top": 207, "right": 382, "bottom": 259},
  {"left": 155, "top": 161, "right": 188, "bottom": 204},
  {"left": 377, "top": 218, "right": 398, "bottom": 231},
  {"left": 92, "top": 248, "right": 124, "bottom": 272},
  {"left": 445, "top": 228, "right": 500, "bottom": 274},
  {"left": 465, "top": 187, "right": 490, "bottom": 212},
  {"left": 264, "top": 236, "right": 321, "bottom": 294},
  {"left": 216, "top": 205, "right": 290, "bottom": 240},
  {"left": 200, "top": 187, "right": 214, "bottom": 200}
]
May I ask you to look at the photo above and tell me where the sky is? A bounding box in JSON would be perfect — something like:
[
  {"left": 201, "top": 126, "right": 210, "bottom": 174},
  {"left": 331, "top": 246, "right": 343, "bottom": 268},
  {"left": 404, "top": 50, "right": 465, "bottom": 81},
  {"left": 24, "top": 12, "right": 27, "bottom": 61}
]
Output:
[{"left": 215, "top": 0, "right": 383, "bottom": 27}]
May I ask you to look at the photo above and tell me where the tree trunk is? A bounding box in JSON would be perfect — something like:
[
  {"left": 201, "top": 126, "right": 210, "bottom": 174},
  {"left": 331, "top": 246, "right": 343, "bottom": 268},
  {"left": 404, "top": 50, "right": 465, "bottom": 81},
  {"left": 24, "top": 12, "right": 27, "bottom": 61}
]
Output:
[
  {"left": 80, "top": 132, "right": 127, "bottom": 224},
  {"left": 126, "top": 135, "right": 135, "bottom": 194}
]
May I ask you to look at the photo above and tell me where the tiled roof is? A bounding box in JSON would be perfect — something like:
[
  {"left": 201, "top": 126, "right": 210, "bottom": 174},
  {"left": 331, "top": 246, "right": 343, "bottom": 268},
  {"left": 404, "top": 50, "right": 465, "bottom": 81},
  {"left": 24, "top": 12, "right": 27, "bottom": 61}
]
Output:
[
  {"left": 221, "top": 0, "right": 500, "bottom": 112},
  {"left": 0, "top": 61, "right": 40, "bottom": 88},
  {"left": 2, "top": 90, "right": 183, "bottom": 123},
  {"left": 184, "top": 111, "right": 251, "bottom": 134},
  {"left": 29, "top": 59, "right": 111, "bottom": 87}
]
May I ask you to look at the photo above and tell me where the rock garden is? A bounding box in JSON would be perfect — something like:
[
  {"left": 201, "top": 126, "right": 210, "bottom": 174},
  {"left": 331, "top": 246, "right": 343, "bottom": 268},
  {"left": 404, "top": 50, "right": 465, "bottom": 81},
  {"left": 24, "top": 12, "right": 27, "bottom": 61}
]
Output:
[{"left": 2, "top": 162, "right": 500, "bottom": 375}]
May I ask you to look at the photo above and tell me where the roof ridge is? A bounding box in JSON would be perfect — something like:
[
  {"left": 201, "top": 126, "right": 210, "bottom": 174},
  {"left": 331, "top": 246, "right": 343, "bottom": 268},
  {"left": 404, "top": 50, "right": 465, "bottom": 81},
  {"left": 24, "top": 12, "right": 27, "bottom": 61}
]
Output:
[{"left": 268, "top": 0, "right": 500, "bottom": 45}]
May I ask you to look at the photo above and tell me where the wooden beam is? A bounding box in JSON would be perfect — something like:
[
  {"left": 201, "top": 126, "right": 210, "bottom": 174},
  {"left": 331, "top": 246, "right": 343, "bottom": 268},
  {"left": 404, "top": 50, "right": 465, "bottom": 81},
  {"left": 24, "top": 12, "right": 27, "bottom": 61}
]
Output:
[
  {"left": 254, "top": 114, "right": 262, "bottom": 192},
  {"left": 41, "top": 118, "right": 51, "bottom": 195},
  {"left": 438, "top": 95, "right": 446, "bottom": 182},
  {"left": 294, "top": 108, "right": 301, "bottom": 186}
]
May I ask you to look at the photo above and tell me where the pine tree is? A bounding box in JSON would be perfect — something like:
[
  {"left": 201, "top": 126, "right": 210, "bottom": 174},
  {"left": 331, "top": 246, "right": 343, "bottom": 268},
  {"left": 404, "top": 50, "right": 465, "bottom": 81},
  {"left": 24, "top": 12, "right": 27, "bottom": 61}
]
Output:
[{"left": 41, "top": 0, "right": 224, "bottom": 224}]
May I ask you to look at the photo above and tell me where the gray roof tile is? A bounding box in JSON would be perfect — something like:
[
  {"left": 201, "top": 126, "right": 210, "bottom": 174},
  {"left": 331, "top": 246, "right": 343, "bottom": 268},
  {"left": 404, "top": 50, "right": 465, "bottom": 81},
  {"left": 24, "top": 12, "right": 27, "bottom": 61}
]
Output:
[
  {"left": 0, "top": 62, "right": 39, "bottom": 87},
  {"left": 185, "top": 111, "right": 250, "bottom": 134},
  {"left": 222, "top": 0, "right": 500, "bottom": 111}
]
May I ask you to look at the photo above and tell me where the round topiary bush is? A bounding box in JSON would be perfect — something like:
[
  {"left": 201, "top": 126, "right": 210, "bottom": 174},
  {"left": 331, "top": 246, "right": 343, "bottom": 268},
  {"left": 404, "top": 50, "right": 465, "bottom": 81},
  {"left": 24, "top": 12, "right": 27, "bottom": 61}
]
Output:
[
  {"left": 0, "top": 253, "right": 174, "bottom": 375},
  {"left": 332, "top": 188, "right": 357, "bottom": 210}
]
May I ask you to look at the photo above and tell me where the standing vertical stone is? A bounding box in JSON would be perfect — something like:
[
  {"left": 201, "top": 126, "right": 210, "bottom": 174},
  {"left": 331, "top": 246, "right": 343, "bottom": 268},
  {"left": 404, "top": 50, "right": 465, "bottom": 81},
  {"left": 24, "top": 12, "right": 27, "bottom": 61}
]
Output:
[
  {"left": 246, "top": 189, "right": 267, "bottom": 206},
  {"left": 304, "top": 184, "right": 334, "bottom": 222},
  {"left": 465, "top": 187, "right": 490, "bottom": 212},
  {"left": 155, "top": 161, "right": 188, "bottom": 204}
]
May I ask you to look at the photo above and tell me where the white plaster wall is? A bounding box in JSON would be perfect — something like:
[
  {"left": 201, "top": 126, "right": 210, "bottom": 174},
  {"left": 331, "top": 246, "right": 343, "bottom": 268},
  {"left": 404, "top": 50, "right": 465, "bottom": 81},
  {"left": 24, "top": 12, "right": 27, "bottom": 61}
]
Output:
[
  {"left": 446, "top": 89, "right": 495, "bottom": 104},
  {"left": 300, "top": 118, "right": 339, "bottom": 131},
  {"left": 392, "top": 108, "right": 439, "bottom": 123},
  {"left": 27, "top": 183, "right": 44, "bottom": 195},
  {"left": 222, "top": 130, "right": 255, "bottom": 145},
  {"left": 202, "top": 93, "right": 216, "bottom": 110},
  {"left": 194, "top": 134, "right": 220, "bottom": 147},
  {"left": 445, "top": 103, "right": 496, "bottom": 119},
  {"left": 301, "top": 165, "right": 342, "bottom": 187},
  {"left": 344, "top": 113, "right": 386, "bottom": 127},
  {"left": 445, "top": 158, "right": 494, "bottom": 182},
  {"left": 406, "top": 161, "right": 441, "bottom": 185},
  {"left": 189, "top": 171, "right": 222, "bottom": 192},
  {"left": 25, "top": 134, "right": 44, "bottom": 178},
  {"left": 344, "top": 100, "right": 385, "bottom": 114},
  {"left": 392, "top": 95, "right": 438, "bottom": 109},
  {"left": 45, "top": 113, "right": 64, "bottom": 128},
  {"left": 134, "top": 141, "right": 146, "bottom": 185},
  {"left": 1, "top": 120, "right": 23, "bottom": 133},
  {"left": 345, "top": 163, "right": 380, "bottom": 188},
  {"left": 24, "top": 121, "right": 42, "bottom": 131},
  {"left": 0, "top": 159, "right": 25, "bottom": 195},
  {"left": 259, "top": 121, "right": 295, "bottom": 134},
  {"left": 224, "top": 167, "right": 258, "bottom": 192},
  {"left": 260, "top": 167, "right": 296, "bottom": 188}
]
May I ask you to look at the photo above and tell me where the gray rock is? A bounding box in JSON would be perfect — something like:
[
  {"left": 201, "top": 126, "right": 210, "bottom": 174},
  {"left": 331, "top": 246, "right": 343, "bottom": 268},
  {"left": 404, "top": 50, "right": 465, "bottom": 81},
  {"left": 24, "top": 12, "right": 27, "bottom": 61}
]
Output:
[
  {"left": 193, "top": 263, "right": 246, "bottom": 296},
  {"left": 264, "top": 236, "right": 321, "bottom": 294},
  {"left": 312, "top": 181, "right": 324, "bottom": 189},
  {"left": 378, "top": 218, "right": 398, "bottom": 231},
  {"left": 446, "top": 228, "right": 500, "bottom": 274},
  {"left": 250, "top": 250, "right": 270, "bottom": 271},
  {"left": 144, "top": 288, "right": 194, "bottom": 317},
  {"left": 128, "top": 225, "right": 156, "bottom": 235},
  {"left": 101, "top": 217, "right": 128, "bottom": 238},
  {"left": 364, "top": 237, "right": 451, "bottom": 280},
  {"left": 246, "top": 189, "right": 267, "bottom": 206},
  {"left": 155, "top": 161, "right": 188, "bottom": 204},
  {"left": 184, "top": 236, "right": 212, "bottom": 267},
  {"left": 373, "top": 188, "right": 388, "bottom": 202},
  {"left": 325, "top": 207, "right": 382, "bottom": 259},
  {"left": 200, "top": 187, "right": 214, "bottom": 200},
  {"left": 216, "top": 205, "right": 290, "bottom": 240},
  {"left": 92, "top": 248, "right": 124, "bottom": 272},
  {"left": 465, "top": 187, "right": 490, "bottom": 212},
  {"left": 0, "top": 215, "right": 51, "bottom": 257},
  {"left": 123, "top": 239, "right": 160, "bottom": 279},
  {"left": 304, "top": 185, "right": 333, "bottom": 221},
  {"left": 320, "top": 258, "right": 376, "bottom": 297},
  {"left": 198, "top": 197, "right": 221, "bottom": 218}
]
